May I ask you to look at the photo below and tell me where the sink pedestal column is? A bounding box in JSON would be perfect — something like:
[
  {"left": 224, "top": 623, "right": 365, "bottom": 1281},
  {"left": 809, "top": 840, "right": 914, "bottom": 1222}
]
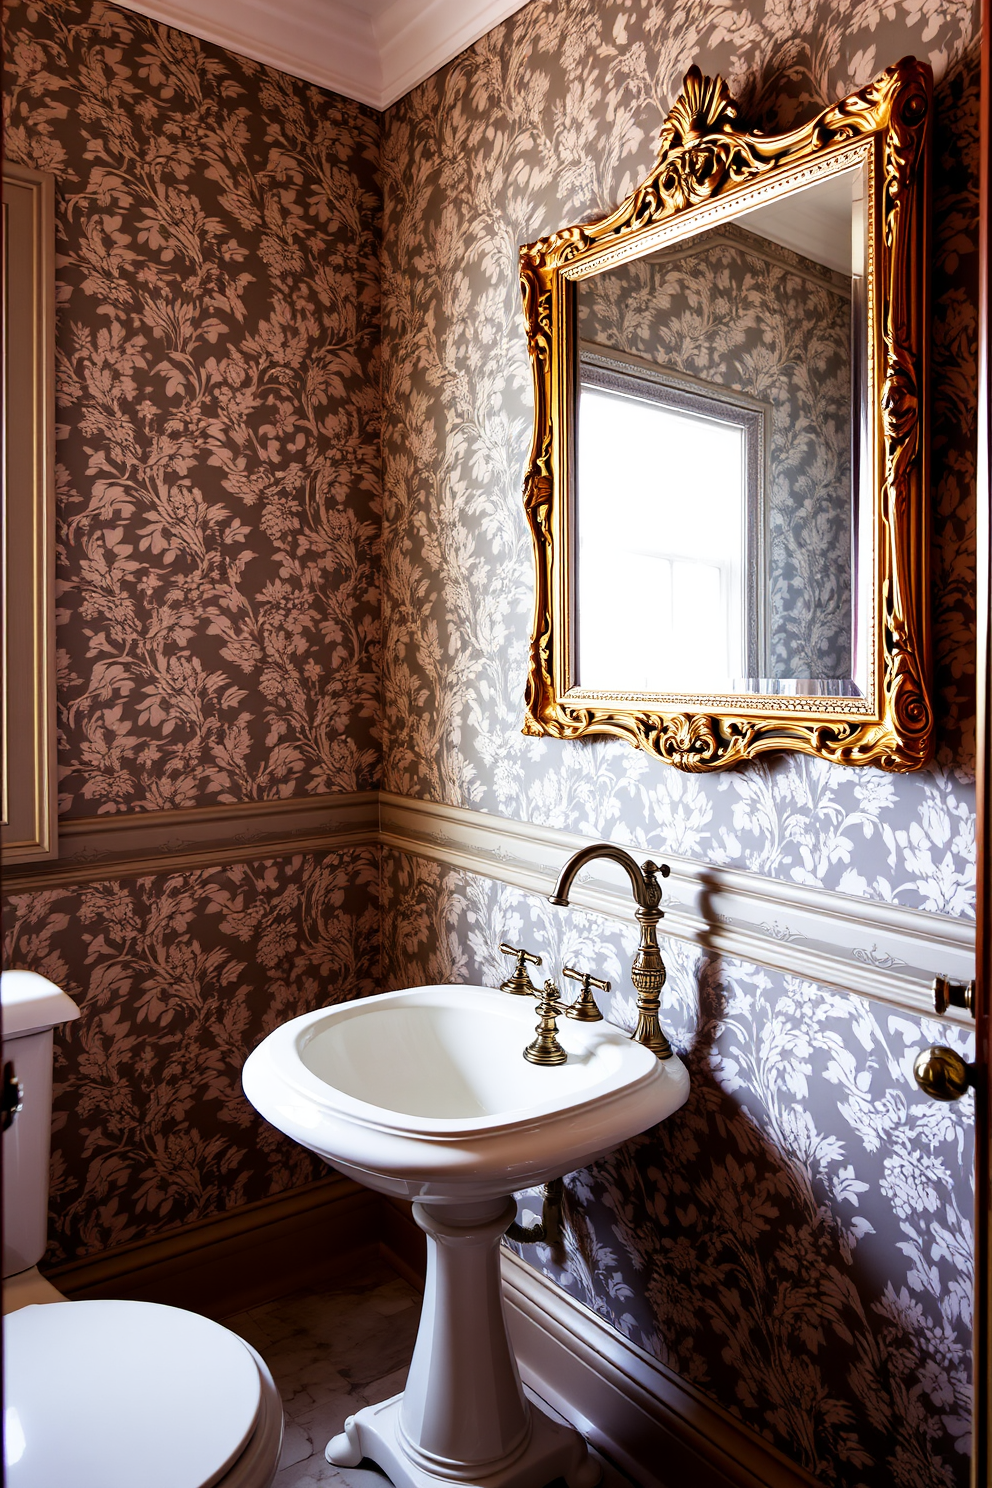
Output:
[{"left": 326, "top": 1196, "right": 599, "bottom": 1488}]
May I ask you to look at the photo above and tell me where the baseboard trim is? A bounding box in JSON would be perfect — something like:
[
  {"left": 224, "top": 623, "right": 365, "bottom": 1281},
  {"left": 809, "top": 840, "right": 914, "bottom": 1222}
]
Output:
[
  {"left": 501, "top": 1249, "right": 820, "bottom": 1488},
  {"left": 43, "top": 1173, "right": 383, "bottom": 1318},
  {"left": 377, "top": 1194, "right": 428, "bottom": 1291}
]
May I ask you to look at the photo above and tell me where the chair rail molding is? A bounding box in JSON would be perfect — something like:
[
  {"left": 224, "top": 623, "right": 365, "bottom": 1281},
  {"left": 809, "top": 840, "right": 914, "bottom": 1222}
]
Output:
[
  {"left": 3, "top": 788, "right": 974, "bottom": 1022},
  {"left": 1, "top": 791, "right": 380, "bottom": 893},
  {"left": 502, "top": 1248, "right": 820, "bottom": 1488},
  {"left": 379, "top": 792, "right": 976, "bottom": 1023}
]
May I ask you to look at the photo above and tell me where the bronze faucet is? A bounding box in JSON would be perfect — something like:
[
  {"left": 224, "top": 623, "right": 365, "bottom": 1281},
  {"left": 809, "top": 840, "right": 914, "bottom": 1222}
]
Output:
[
  {"left": 523, "top": 979, "right": 569, "bottom": 1065},
  {"left": 549, "top": 844, "right": 674, "bottom": 1060}
]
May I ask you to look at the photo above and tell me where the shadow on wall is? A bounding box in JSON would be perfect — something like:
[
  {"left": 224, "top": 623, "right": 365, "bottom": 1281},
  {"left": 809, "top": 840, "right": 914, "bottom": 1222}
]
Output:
[{"left": 521, "top": 950, "right": 974, "bottom": 1488}]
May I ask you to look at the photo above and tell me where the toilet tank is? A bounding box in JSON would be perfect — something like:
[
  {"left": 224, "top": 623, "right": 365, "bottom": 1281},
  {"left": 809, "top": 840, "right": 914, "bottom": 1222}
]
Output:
[{"left": 2, "top": 971, "right": 80, "bottom": 1278}]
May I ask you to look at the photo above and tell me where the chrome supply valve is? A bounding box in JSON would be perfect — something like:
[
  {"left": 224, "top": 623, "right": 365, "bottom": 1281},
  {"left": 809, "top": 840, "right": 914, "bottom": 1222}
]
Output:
[
  {"left": 498, "top": 942, "right": 543, "bottom": 996},
  {"left": 562, "top": 966, "right": 608, "bottom": 1021},
  {"left": 524, "top": 979, "right": 568, "bottom": 1066}
]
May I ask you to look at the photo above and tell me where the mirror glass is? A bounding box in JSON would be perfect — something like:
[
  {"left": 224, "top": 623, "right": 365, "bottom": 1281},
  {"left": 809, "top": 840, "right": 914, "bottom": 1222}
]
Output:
[{"left": 574, "top": 164, "right": 867, "bottom": 698}]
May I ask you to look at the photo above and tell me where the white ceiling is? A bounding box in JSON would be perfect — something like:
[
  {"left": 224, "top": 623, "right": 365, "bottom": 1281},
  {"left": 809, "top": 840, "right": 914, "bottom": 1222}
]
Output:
[
  {"left": 737, "top": 170, "right": 858, "bottom": 278},
  {"left": 119, "top": 0, "right": 533, "bottom": 111}
]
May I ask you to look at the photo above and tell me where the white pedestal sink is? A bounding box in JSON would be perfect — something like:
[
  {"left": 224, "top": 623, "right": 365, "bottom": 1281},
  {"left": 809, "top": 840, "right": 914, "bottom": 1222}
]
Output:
[{"left": 243, "top": 985, "right": 689, "bottom": 1488}]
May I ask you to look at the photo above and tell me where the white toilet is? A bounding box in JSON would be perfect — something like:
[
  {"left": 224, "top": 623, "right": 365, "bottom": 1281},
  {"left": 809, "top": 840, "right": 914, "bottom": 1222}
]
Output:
[{"left": 2, "top": 970, "right": 285, "bottom": 1488}]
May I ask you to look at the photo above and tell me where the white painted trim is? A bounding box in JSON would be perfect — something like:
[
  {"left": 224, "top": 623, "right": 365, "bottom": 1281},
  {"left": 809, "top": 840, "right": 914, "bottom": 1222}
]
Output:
[
  {"left": 115, "top": 0, "right": 533, "bottom": 110},
  {"left": 6, "top": 787, "right": 975, "bottom": 1024},
  {"left": 379, "top": 792, "right": 976, "bottom": 1023},
  {"left": 502, "top": 1249, "right": 819, "bottom": 1488},
  {"left": 373, "top": 0, "right": 533, "bottom": 107},
  {"left": 117, "top": 0, "right": 384, "bottom": 109}
]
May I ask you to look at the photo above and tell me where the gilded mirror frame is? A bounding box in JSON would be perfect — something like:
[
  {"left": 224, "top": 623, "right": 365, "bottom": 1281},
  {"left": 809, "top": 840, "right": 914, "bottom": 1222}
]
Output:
[{"left": 519, "top": 60, "right": 932, "bottom": 773}]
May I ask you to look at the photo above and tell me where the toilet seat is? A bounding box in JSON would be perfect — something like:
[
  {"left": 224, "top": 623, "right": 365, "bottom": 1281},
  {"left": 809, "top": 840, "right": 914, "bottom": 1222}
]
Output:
[{"left": 4, "top": 1299, "right": 283, "bottom": 1488}]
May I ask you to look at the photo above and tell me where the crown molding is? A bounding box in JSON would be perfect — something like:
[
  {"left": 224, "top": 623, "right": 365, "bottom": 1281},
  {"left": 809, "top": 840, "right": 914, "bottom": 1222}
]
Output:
[
  {"left": 373, "top": 0, "right": 531, "bottom": 108},
  {"left": 115, "top": 0, "right": 532, "bottom": 110},
  {"left": 116, "top": 0, "right": 383, "bottom": 108}
]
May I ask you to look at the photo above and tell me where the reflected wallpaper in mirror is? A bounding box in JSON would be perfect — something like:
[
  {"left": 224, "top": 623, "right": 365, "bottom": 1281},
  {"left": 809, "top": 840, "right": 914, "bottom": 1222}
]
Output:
[{"left": 575, "top": 166, "right": 865, "bottom": 698}]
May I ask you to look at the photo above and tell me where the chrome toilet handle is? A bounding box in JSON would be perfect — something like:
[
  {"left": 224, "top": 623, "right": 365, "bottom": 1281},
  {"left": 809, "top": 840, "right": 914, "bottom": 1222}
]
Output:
[{"left": 2, "top": 1061, "right": 23, "bottom": 1131}]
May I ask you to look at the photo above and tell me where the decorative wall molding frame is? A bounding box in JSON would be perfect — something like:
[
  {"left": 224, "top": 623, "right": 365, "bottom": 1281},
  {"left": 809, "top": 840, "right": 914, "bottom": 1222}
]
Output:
[
  {"left": 116, "top": 0, "right": 533, "bottom": 110},
  {"left": 1, "top": 163, "right": 57, "bottom": 865},
  {"left": 1, "top": 791, "right": 379, "bottom": 893},
  {"left": 502, "top": 1249, "right": 820, "bottom": 1488},
  {"left": 379, "top": 792, "right": 976, "bottom": 1023},
  {"left": 2, "top": 787, "right": 975, "bottom": 1021}
]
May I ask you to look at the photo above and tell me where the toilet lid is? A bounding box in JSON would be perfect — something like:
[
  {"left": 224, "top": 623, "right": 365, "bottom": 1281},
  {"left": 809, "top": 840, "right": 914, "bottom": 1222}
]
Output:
[{"left": 4, "top": 1299, "right": 264, "bottom": 1488}]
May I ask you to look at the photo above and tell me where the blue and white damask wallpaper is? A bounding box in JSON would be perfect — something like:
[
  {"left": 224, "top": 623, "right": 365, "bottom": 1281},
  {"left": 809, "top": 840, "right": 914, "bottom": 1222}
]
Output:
[
  {"left": 382, "top": 853, "right": 976, "bottom": 1487},
  {"left": 378, "top": 2, "right": 980, "bottom": 1485}
]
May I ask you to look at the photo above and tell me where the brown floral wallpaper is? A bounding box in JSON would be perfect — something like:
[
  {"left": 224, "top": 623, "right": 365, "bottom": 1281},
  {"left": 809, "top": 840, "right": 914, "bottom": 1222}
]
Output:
[
  {"left": 3, "top": 848, "right": 379, "bottom": 1263},
  {"left": 0, "top": 2, "right": 982, "bottom": 1485},
  {"left": 3, "top": 0, "right": 382, "bottom": 816},
  {"left": 1, "top": 0, "right": 385, "bottom": 1263}
]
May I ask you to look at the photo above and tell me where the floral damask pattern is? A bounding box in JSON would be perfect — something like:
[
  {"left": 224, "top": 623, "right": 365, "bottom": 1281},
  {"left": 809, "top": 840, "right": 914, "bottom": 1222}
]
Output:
[
  {"left": 1, "top": 4, "right": 980, "bottom": 1485},
  {"left": 379, "top": 0, "right": 978, "bottom": 916},
  {"left": 382, "top": 849, "right": 976, "bottom": 1487},
  {"left": 3, "top": 0, "right": 382, "bottom": 815},
  {"left": 580, "top": 225, "right": 853, "bottom": 679},
  {"left": 376, "top": 14, "right": 979, "bottom": 1476},
  {"left": 3, "top": 848, "right": 378, "bottom": 1263}
]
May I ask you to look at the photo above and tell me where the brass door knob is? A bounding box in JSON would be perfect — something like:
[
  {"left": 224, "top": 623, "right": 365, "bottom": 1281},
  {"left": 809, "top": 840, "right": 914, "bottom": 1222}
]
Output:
[{"left": 912, "top": 1045, "right": 974, "bottom": 1102}]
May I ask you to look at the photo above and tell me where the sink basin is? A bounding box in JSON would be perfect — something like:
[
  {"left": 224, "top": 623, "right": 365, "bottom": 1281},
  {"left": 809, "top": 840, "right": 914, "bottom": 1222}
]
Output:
[
  {"left": 242, "top": 984, "right": 689, "bottom": 1203},
  {"left": 242, "top": 984, "right": 690, "bottom": 1488}
]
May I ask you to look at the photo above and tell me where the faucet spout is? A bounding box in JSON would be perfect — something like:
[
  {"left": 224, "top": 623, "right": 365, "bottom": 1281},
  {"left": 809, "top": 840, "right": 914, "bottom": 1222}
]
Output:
[
  {"left": 548, "top": 843, "right": 674, "bottom": 1061},
  {"left": 549, "top": 842, "right": 667, "bottom": 911}
]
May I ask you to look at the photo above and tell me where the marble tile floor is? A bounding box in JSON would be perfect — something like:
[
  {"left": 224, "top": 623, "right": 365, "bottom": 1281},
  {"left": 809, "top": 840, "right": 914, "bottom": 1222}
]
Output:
[{"left": 224, "top": 1255, "right": 639, "bottom": 1488}]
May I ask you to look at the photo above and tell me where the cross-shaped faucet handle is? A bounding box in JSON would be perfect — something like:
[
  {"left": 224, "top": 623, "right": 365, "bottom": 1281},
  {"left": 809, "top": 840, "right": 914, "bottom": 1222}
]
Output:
[
  {"left": 498, "top": 942, "right": 542, "bottom": 996},
  {"left": 562, "top": 965, "right": 609, "bottom": 1021}
]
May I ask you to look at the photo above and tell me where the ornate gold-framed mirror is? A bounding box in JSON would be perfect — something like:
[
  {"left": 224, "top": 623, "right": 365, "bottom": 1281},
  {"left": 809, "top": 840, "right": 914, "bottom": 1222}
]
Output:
[{"left": 519, "top": 60, "right": 931, "bottom": 773}]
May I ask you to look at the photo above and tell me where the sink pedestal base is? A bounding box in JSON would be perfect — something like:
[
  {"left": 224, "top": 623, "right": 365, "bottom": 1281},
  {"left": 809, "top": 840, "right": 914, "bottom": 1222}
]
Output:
[
  {"left": 326, "top": 1196, "right": 599, "bottom": 1488},
  {"left": 327, "top": 1389, "right": 597, "bottom": 1488}
]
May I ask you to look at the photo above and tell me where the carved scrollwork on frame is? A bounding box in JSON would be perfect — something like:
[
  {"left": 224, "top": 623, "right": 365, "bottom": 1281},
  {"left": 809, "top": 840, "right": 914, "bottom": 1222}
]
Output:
[{"left": 519, "top": 59, "right": 932, "bottom": 773}]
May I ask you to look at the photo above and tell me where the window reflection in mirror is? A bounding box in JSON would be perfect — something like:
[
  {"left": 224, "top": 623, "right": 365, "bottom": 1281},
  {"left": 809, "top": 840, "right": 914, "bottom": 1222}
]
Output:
[
  {"left": 573, "top": 163, "right": 867, "bottom": 699},
  {"left": 576, "top": 359, "right": 766, "bottom": 691}
]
